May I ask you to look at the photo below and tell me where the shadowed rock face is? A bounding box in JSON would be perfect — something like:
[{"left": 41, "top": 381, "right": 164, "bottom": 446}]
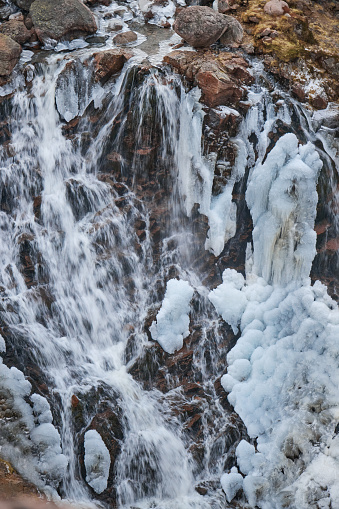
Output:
[
  {"left": 173, "top": 6, "right": 228, "bottom": 47},
  {"left": 12, "top": 0, "right": 34, "bottom": 10},
  {"left": 30, "top": 0, "right": 97, "bottom": 43}
]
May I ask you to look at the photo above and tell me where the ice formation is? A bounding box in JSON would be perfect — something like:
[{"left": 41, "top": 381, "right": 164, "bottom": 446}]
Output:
[
  {"left": 150, "top": 279, "right": 194, "bottom": 354},
  {"left": 246, "top": 134, "right": 322, "bottom": 285},
  {"left": 211, "top": 135, "right": 339, "bottom": 507},
  {"left": 84, "top": 430, "right": 111, "bottom": 494},
  {"left": 0, "top": 353, "right": 68, "bottom": 493}
]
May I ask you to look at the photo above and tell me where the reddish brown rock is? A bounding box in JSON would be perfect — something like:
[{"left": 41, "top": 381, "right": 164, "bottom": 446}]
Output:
[
  {"left": 173, "top": 6, "right": 228, "bottom": 48},
  {"left": 92, "top": 49, "right": 132, "bottom": 83},
  {"left": 113, "top": 31, "right": 137, "bottom": 45},
  {"left": 310, "top": 94, "right": 328, "bottom": 110},
  {"left": 0, "top": 33, "right": 21, "bottom": 77},
  {"left": 163, "top": 50, "right": 254, "bottom": 108},
  {"left": 0, "top": 19, "right": 34, "bottom": 45},
  {"left": 291, "top": 83, "right": 306, "bottom": 102}
]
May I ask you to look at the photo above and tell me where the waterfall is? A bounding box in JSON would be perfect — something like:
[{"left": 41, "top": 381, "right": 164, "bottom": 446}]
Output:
[{"left": 0, "top": 6, "right": 338, "bottom": 508}]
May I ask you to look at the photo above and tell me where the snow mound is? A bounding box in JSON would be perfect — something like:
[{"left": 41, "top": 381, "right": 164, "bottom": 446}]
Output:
[
  {"left": 150, "top": 279, "right": 194, "bottom": 354},
  {"left": 84, "top": 429, "right": 111, "bottom": 494}
]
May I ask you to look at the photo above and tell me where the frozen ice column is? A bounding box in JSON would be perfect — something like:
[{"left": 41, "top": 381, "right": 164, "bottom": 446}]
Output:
[{"left": 246, "top": 133, "right": 322, "bottom": 286}]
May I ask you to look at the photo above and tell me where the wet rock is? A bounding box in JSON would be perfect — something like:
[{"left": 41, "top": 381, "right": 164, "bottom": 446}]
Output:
[
  {"left": 0, "top": 18, "right": 34, "bottom": 44},
  {"left": 0, "top": 33, "right": 21, "bottom": 78},
  {"left": 310, "top": 94, "right": 328, "bottom": 110},
  {"left": 163, "top": 50, "right": 254, "bottom": 108},
  {"left": 291, "top": 83, "right": 306, "bottom": 102},
  {"left": 173, "top": 6, "right": 228, "bottom": 48},
  {"left": 30, "top": 0, "right": 97, "bottom": 43},
  {"left": 219, "top": 14, "right": 243, "bottom": 45},
  {"left": 113, "top": 30, "right": 137, "bottom": 45},
  {"left": 264, "top": 0, "right": 290, "bottom": 16},
  {"left": 93, "top": 49, "right": 132, "bottom": 84}
]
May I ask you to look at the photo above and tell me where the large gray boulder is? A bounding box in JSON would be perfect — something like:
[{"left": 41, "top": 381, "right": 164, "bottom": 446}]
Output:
[
  {"left": 0, "top": 33, "right": 21, "bottom": 77},
  {"left": 173, "top": 6, "right": 227, "bottom": 48},
  {"left": 30, "top": 0, "right": 97, "bottom": 43}
]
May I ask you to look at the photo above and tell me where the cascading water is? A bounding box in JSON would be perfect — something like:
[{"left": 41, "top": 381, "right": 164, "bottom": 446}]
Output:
[{"left": 0, "top": 4, "right": 338, "bottom": 508}]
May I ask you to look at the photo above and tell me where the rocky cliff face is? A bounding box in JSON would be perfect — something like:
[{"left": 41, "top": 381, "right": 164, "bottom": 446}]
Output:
[{"left": 0, "top": 0, "right": 338, "bottom": 507}]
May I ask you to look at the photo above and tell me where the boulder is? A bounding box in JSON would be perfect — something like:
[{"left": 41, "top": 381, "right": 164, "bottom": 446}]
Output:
[
  {"left": 0, "top": 18, "right": 34, "bottom": 44},
  {"left": 264, "top": 0, "right": 290, "bottom": 16},
  {"left": 30, "top": 0, "right": 97, "bottom": 43},
  {"left": 93, "top": 48, "right": 132, "bottom": 83},
  {"left": 0, "top": 33, "right": 21, "bottom": 77},
  {"left": 173, "top": 6, "right": 228, "bottom": 48},
  {"left": 219, "top": 14, "right": 243, "bottom": 45},
  {"left": 113, "top": 31, "right": 137, "bottom": 45}
]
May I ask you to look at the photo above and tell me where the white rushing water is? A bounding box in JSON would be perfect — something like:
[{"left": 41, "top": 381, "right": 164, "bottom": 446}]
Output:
[{"left": 0, "top": 4, "right": 338, "bottom": 508}]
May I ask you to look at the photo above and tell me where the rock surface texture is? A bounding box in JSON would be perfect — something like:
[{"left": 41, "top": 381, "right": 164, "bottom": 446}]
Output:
[
  {"left": 30, "top": 0, "right": 97, "bottom": 43},
  {"left": 0, "top": 18, "right": 34, "bottom": 44},
  {"left": 173, "top": 6, "right": 228, "bottom": 47},
  {"left": 0, "top": 33, "right": 22, "bottom": 77},
  {"left": 164, "top": 50, "right": 254, "bottom": 107}
]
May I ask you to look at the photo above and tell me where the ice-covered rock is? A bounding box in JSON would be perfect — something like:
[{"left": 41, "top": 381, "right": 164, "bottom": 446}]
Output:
[
  {"left": 150, "top": 279, "right": 194, "bottom": 354},
  {"left": 84, "top": 429, "right": 111, "bottom": 494}
]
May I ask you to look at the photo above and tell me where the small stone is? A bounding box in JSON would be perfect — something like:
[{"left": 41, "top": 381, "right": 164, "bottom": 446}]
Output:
[
  {"left": 270, "top": 29, "right": 279, "bottom": 38},
  {"left": 248, "top": 15, "right": 260, "bottom": 22},
  {"left": 264, "top": 0, "right": 290, "bottom": 16},
  {"left": 259, "top": 27, "right": 272, "bottom": 37},
  {"left": 108, "top": 21, "right": 124, "bottom": 32},
  {"left": 262, "top": 36, "right": 273, "bottom": 43},
  {"left": 310, "top": 94, "right": 328, "bottom": 110},
  {"left": 218, "top": 0, "right": 230, "bottom": 13},
  {"left": 113, "top": 30, "right": 137, "bottom": 45}
]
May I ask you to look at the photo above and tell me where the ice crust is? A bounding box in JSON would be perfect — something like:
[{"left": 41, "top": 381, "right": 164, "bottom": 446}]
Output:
[
  {"left": 212, "top": 135, "right": 339, "bottom": 507},
  {"left": 150, "top": 279, "right": 194, "bottom": 354},
  {"left": 84, "top": 429, "right": 111, "bottom": 494}
]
